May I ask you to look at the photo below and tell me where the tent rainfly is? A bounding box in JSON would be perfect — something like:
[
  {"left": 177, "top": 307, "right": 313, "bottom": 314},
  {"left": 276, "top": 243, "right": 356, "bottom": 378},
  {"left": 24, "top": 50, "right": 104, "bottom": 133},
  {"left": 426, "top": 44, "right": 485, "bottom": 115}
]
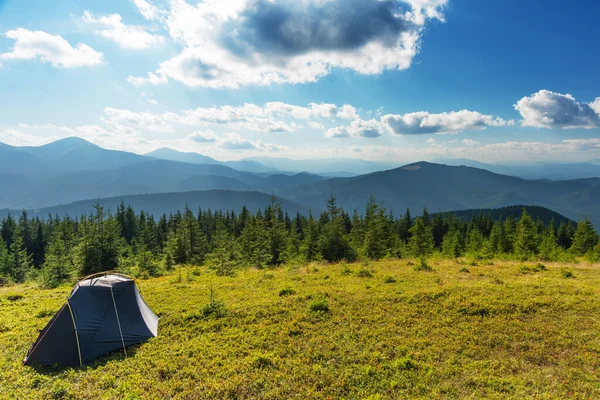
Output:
[{"left": 24, "top": 272, "right": 159, "bottom": 366}]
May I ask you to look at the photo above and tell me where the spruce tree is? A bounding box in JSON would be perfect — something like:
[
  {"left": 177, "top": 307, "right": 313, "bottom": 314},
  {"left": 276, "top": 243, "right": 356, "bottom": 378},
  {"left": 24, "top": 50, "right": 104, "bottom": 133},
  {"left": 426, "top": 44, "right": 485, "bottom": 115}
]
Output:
[
  {"left": 239, "top": 217, "right": 270, "bottom": 268},
  {"left": 41, "top": 232, "right": 74, "bottom": 288},
  {"left": 442, "top": 228, "right": 462, "bottom": 258},
  {"left": 8, "top": 227, "right": 32, "bottom": 283},
  {"left": 539, "top": 228, "right": 560, "bottom": 261},
  {"left": 0, "top": 238, "right": 9, "bottom": 278},
  {"left": 571, "top": 218, "right": 598, "bottom": 256},
  {"left": 300, "top": 212, "right": 320, "bottom": 261},
  {"left": 409, "top": 217, "right": 434, "bottom": 257},
  {"left": 207, "top": 222, "right": 239, "bottom": 276},
  {"left": 514, "top": 209, "right": 538, "bottom": 259}
]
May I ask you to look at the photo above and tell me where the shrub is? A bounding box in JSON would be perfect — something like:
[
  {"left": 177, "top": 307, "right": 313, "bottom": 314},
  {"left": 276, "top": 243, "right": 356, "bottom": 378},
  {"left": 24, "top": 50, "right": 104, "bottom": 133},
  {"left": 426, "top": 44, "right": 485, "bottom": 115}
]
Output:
[
  {"left": 357, "top": 268, "right": 373, "bottom": 278},
  {"left": 308, "top": 299, "right": 329, "bottom": 313},
  {"left": 561, "top": 269, "right": 575, "bottom": 279},
  {"left": 278, "top": 287, "right": 295, "bottom": 296},
  {"left": 414, "top": 257, "right": 433, "bottom": 272},
  {"left": 518, "top": 263, "right": 547, "bottom": 274},
  {"left": 202, "top": 288, "right": 228, "bottom": 319}
]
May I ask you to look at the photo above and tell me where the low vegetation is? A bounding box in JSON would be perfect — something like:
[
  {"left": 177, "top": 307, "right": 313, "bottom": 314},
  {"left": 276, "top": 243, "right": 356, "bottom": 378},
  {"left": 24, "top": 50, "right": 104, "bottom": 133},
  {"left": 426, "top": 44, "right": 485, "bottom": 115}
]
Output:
[{"left": 1, "top": 259, "right": 600, "bottom": 399}]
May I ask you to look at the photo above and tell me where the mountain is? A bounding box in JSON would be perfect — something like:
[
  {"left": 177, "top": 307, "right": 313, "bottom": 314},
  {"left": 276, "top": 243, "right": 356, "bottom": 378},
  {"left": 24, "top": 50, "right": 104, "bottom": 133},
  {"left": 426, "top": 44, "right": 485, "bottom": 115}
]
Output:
[
  {"left": 440, "top": 205, "right": 575, "bottom": 225},
  {"left": 243, "top": 156, "right": 395, "bottom": 175},
  {"left": 0, "top": 158, "right": 327, "bottom": 210},
  {"left": 146, "top": 147, "right": 276, "bottom": 173},
  {"left": 284, "top": 162, "right": 600, "bottom": 227},
  {"left": 0, "top": 191, "right": 310, "bottom": 219},
  {"left": 0, "top": 142, "right": 55, "bottom": 177},
  {"left": 20, "top": 137, "right": 148, "bottom": 172},
  {"left": 146, "top": 147, "right": 219, "bottom": 165},
  {"left": 434, "top": 158, "right": 600, "bottom": 180}
]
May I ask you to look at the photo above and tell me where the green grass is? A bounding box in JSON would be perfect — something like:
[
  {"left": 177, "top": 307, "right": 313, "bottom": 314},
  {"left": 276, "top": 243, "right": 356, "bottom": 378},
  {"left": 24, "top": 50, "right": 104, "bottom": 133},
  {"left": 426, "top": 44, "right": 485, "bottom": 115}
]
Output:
[{"left": 2, "top": 259, "right": 600, "bottom": 399}]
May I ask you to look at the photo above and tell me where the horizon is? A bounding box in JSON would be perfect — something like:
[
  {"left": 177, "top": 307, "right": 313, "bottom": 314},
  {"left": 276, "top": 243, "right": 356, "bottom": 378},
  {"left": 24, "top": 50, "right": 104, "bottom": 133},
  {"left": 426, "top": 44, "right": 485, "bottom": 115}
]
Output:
[
  {"left": 4, "top": 135, "right": 600, "bottom": 167},
  {"left": 0, "top": 0, "right": 599, "bottom": 163}
]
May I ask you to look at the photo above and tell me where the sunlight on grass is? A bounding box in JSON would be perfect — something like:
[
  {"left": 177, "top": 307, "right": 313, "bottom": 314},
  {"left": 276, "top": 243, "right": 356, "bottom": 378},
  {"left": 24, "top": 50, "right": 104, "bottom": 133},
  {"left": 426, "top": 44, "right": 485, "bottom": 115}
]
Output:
[{"left": 1, "top": 259, "right": 599, "bottom": 399}]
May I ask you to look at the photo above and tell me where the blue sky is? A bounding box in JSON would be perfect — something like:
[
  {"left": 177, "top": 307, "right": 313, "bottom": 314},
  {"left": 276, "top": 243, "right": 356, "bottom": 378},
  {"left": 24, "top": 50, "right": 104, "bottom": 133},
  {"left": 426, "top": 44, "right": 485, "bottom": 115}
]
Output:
[{"left": 0, "top": 0, "right": 599, "bottom": 163}]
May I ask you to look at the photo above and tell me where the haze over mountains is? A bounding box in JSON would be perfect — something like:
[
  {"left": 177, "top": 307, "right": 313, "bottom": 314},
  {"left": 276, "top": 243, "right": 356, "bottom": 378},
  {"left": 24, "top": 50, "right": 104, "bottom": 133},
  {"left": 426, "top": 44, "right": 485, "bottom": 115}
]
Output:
[{"left": 1, "top": 137, "right": 599, "bottom": 228}]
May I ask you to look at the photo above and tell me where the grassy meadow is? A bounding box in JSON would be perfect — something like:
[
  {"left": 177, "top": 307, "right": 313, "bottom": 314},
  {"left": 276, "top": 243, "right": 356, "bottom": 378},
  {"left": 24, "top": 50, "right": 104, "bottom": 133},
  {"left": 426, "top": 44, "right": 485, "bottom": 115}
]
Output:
[{"left": 1, "top": 259, "right": 600, "bottom": 399}]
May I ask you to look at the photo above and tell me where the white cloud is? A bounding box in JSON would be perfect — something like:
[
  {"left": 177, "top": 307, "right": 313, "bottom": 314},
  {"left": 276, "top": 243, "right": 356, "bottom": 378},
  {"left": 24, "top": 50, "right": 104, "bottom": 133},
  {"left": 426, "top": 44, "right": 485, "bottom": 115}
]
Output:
[
  {"left": 133, "top": 0, "right": 164, "bottom": 21},
  {"left": 128, "top": 71, "right": 169, "bottom": 86},
  {"left": 326, "top": 126, "right": 350, "bottom": 138},
  {"left": 337, "top": 105, "right": 359, "bottom": 120},
  {"left": 515, "top": 90, "right": 600, "bottom": 129},
  {"left": 187, "top": 131, "right": 217, "bottom": 143},
  {"left": 129, "top": 0, "right": 447, "bottom": 88},
  {"left": 0, "top": 28, "right": 103, "bottom": 68},
  {"left": 308, "top": 121, "right": 325, "bottom": 130},
  {"left": 349, "top": 138, "right": 600, "bottom": 163},
  {"left": 382, "top": 110, "right": 510, "bottom": 135},
  {"left": 327, "top": 118, "right": 385, "bottom": 139},
  {"left": 83, "top": 11, "right": 165, "bottom": 50}
]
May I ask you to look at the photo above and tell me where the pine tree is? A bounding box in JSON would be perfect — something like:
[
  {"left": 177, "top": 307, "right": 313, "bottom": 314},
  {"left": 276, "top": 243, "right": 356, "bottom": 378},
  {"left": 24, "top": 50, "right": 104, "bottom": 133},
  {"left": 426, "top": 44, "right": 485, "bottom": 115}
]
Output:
[
  {"left": 397, "top": 209, "right": 412, "bottom": 243},
  {"left": 181, "top": 205, "right": 207, "bottom": 264},
  {"left": 539, "top": 228, "right": 560, "bottom": 261},
  {"left": 1, "top": 214, "right": 17, "bottom": 250},
  {"left": 442, "top": 228, "right": 462, "bottom": 258},
  {"left": 265, "top": 196, "right": 287, "bottom": 266},
  {"left": 514, "top": 209, "right": 538, "bottom": 259},
  {"left": 466, "top": 226, "right": 484, "bottom": 256},
  {"left": 0, "top": 238, "right": 9, "bottom": 278},
  {"left": 8, "top": 226, "right": 32, "bottom": 283},
  {"left": 409, "top": 217, "right": 434, "bottom": 257},
  {"left": 300, "top": 212, "right": 320, "bottom": 261},
  {"left": 207, "top": 222, "right": 240, "bottom": 276},
  {"left": 239, "top": 217, "right": 270, "bottom": 269},
  {"left": 78, "top": 203, "right": 123, "bottom": 275},
  {"left": 41, "top": 232, "right": 74, "bottom": 288},
  {"left": 571, "top": 218, "right": 598, "bottom": 256}
]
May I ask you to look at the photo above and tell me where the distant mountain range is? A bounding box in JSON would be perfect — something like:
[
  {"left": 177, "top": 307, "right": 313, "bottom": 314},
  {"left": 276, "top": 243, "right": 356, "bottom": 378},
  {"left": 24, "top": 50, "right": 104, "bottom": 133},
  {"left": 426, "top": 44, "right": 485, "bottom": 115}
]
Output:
[
  {"left": 434, "top": 158, "right": 600, "bottom": 180},
  {"left": 1, "top": 138, "right": 599, "bottom": 228},
  {"left": 0, "top": 191, "right": 310, "bottom": 219}
]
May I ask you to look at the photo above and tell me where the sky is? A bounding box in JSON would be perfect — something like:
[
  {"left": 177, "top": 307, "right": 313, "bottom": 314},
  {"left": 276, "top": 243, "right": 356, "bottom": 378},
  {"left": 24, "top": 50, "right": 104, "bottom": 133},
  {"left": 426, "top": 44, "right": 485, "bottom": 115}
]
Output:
[{"left": 0, "top": 0, "right": 599, "bottom": 163}]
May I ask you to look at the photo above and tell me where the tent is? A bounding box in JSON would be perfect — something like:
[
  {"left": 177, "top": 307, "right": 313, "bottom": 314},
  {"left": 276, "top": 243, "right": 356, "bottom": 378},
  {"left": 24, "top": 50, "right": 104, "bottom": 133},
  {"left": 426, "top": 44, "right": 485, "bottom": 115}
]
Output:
[{"left": 24, "top": 272, "right": 159, "bottom": 366}]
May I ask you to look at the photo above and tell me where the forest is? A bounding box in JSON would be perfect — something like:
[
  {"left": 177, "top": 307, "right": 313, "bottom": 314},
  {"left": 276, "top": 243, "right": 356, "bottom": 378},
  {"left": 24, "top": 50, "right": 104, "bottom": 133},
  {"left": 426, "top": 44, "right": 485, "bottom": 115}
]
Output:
[{"left": 1, "top": 194, "right": 599, "bottom": 289}]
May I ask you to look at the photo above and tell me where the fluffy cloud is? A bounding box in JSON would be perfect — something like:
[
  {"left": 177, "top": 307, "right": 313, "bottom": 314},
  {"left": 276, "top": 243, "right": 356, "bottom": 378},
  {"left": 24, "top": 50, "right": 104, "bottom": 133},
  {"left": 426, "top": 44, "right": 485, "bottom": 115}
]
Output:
[
  {"left": 129, "top": 0, "right": 447, "bottom": 88},
  {"left": 83, "top": 11, "right": 165, "bottom": 50},
  {"left": 101, "top": 101, "right": 365, "bottom": 134},
  {"left": 217, "top": 133, "right": 286, "bottom": 151},
  {"left": 187, "top": 131, "right": 217, "bottom": 143},
  {"left": 349, "top": 137, "right": 600, "bottom": 163},
  {"left": 133, "top": 0, "right": 164, "bottom": 21},
  {"left": 382, "top": 110, "right": 511, "bottom": 135},
  {"left": 327, "top": 118, "right": 385, "bottom": 138},
  {"left": 0, "top": 28, "right": 103, "bottom": 68},
  {"left": 515, "top": 90, "right": 600, "bottom": 129}
]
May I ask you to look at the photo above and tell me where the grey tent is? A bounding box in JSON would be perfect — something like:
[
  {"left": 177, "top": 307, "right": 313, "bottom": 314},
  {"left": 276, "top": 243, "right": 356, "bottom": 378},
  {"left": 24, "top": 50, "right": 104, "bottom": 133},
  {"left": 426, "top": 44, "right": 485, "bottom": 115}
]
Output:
[{"left": 24, "top": 272, "right": 158, "bottom": 366}]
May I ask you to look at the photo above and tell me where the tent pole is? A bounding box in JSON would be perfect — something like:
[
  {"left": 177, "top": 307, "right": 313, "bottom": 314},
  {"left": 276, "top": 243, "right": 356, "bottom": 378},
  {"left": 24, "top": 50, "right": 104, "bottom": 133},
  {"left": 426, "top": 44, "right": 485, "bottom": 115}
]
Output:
[
  {"left": 66, "top": 300, "right": 83, "bottom": 367},
  {"left": 109, "top": 286, "right": 128, "bottom": 359}
]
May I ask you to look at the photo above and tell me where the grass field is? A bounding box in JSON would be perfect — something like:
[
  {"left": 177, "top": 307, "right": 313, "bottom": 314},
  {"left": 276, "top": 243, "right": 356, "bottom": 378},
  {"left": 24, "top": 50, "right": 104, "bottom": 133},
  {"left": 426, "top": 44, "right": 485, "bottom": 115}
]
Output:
[{"left": 1, "top": 259, "right": 600, "bottom": 399}]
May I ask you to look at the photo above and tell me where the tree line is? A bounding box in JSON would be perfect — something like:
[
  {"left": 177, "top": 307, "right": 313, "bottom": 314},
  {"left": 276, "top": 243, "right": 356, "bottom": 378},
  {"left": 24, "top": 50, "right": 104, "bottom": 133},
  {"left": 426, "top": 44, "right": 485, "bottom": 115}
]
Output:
[{"left": 0, "top": 194, "right": 599, "bottom": 288}]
